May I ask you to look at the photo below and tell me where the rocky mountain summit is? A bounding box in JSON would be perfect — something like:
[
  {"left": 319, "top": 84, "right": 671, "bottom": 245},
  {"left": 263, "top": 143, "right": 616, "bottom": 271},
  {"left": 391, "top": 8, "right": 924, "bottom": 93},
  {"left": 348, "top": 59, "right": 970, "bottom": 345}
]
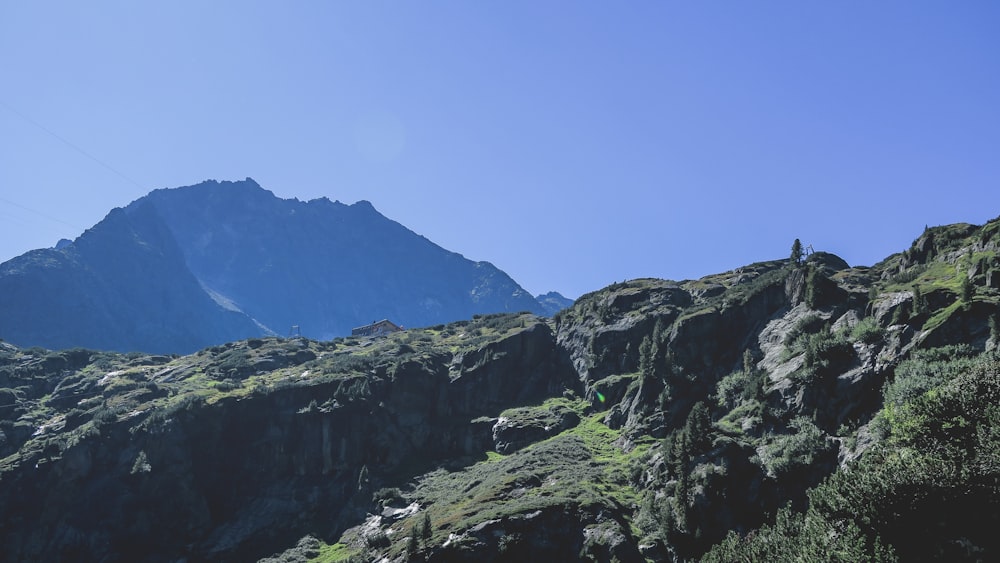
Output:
[
  {"left": 0, "top": 179, "right": 556, "bottom": 353},
  {"left": 1, "top": 218, "right": 1000, "bottom": 561},
  {"left": 535, "top": 291, "right": 575, "bottom": 316}
]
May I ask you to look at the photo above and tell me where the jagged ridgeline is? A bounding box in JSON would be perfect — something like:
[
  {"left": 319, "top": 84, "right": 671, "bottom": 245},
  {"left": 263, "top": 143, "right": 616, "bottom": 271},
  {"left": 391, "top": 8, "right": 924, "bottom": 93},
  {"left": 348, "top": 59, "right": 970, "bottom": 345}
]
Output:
[
  {"left": 2, "top": 219, "right": 1000, "bottom": 562},
  {"left": 0, "top": 179, "right": 555, "bottom": 353}
]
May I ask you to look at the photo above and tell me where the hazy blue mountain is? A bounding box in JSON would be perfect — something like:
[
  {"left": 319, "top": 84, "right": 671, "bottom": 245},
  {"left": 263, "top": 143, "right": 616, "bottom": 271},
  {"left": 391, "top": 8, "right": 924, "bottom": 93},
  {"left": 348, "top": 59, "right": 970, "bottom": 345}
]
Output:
[
  {"left": 535, "top": 291, "right": 575, "bottom": 315},
  {"left": 129, "top": 178, "right": 544, "bottom": 339},
  {"left": 0, "top": 202, "right": 262, "bottom": 354},
  {"left": 0, "top": 178, "right": 546, "bottom": 352}
]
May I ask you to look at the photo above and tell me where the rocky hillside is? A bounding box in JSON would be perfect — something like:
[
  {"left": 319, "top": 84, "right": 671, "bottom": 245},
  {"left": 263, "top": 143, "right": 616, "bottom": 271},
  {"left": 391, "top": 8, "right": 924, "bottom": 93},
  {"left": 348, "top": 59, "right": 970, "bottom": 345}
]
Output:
[
  {"left": 1, "top": 218, "right": 999, "bottom": 561},
  {"left": 0, "top": 179, "right": 549, "bottom": 353}
]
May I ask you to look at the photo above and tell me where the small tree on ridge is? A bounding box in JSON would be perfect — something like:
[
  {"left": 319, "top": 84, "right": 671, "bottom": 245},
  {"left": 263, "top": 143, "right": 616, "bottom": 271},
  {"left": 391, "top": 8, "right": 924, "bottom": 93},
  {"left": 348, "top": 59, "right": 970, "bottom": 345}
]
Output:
[{"left": 791, "top": 238, "right": 804, "bottom": 266}]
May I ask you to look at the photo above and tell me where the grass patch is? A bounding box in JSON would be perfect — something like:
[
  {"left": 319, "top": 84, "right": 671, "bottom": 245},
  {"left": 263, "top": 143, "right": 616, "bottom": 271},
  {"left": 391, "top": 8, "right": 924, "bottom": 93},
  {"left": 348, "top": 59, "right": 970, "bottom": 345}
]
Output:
[
  {"left": 674, "top": 306, "right": 717, "bottom": 325},
  {"left": 922, "top": 300, "right": 962, "bottom": 334},
  {"left": 398, "top": 404, "right": 647, "bottom": 559},
  {"left": 850, "top": 316, "right": 885, "bottom": 344},
  {"left": 310, "top": 541, "right": 359, "bottom": 562},
  {"left": 716, "top": 401, "right": 760, "bottom": 436}
]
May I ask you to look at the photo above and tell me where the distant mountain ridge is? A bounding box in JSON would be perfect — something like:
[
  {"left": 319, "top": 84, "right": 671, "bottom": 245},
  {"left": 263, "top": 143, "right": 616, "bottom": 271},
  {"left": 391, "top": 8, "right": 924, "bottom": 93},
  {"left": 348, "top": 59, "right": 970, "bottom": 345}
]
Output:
[
  {"left": 0, "top": 203, "right": 262, "bottom": 353},
  {"left": 0, "top": 178, "right": 562, "bottom": 353},
  {"left": 535, "top": 291, "right": 574, "bottom": 316}
]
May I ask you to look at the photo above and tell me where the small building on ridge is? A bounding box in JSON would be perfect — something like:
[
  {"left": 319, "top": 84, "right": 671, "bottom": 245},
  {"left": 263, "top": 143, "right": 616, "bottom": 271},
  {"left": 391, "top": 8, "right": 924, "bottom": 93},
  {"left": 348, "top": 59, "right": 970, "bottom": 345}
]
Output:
[{"left": 351, "top": 319, "right": 404, "bottom": 338}]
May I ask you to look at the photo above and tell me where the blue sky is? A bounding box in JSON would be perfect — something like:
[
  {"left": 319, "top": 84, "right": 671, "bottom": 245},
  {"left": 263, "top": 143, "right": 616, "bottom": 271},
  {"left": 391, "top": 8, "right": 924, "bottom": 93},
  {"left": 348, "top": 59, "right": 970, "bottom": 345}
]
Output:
[{"left": 1, "top": 1, "right": 998, "bottom": 299}]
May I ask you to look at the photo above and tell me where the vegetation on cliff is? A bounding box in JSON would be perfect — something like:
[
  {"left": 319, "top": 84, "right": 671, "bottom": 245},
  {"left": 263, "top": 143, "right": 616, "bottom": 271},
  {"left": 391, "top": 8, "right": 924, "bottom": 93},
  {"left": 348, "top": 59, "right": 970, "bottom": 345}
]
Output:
[{"left": 2, "top": 215, "right": 1000, "bottom": 561}]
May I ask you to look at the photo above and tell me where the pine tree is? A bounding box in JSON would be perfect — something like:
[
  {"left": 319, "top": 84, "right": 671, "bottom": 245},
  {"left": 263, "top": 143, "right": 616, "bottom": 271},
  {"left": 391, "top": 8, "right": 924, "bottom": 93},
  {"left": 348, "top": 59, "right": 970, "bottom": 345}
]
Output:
[
  {"left": 662, "top": 432, "right": 676, "bottom": 476},
  {"left": 791, "top": 238, "right": 804, "bottom": 266},
  {"left": 961, "top": 275, "right": 974, "bottom": 310},
  {"left": 675, "top": 466, "right": 691, "bottom": 532},
  {"left": 752, "top": 371, "right": 769, "bottom": 418},
  {"left": 684, "top": 402, "right": 711, "bottom": 454},
  {"left": 407, "top": 525, "right": 419, "bottom": 557},
  {"left": 672, "top": 429, "right": 691, "bottom": 479},
  {"left": 912, "top": 285, "right": 926, "bottom": 315}
]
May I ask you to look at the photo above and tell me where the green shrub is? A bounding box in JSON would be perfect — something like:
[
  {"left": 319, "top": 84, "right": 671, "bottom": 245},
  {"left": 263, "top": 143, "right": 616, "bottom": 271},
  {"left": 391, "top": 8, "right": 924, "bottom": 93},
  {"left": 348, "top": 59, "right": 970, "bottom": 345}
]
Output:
[
  {"left": 703, "top": 503, "right": 896, "bottom": 562},
  {"left": 790, "top": 328, "right": 853, "bottom": 383},
  {"left": 372, "top": 487, "right": 404, "bottom": 506},
  {"left": 888, "top": 264, "right": 928, "bottom": 286},
  {"left": 712, "top": 350, "right": 1000, "bottom": 562},
  {"left": 850, "top": 317, "right": 884, "bottom": 344},
  {"left": 92, "top": 406, "right": 121, "bottom": 426},
  {"left": 213, "top": 348, "right": 254, "bottom": 379},
  {"left": 214, "top": 379, "right": 241, "bottom": 392},
  {"left": 883, "top": 345, "right": 985, "bottom": 408},
  {"left": 756, "top": 417, "right": 829, "bottom": 477},
  {"left": 783, "top": 313, "right": 824, "bottom": 346},
  {"left": 364, "top": 530, "right": 390, "bottom": 549},
  {"left": 326, "top": 354, "right": 374, "bottom": 375},
  {"left": 715, "top": 370, "right": 754, "bottom": 410},
  {"left": 130, "top": 450, "right": 151, "bottom": 474}
]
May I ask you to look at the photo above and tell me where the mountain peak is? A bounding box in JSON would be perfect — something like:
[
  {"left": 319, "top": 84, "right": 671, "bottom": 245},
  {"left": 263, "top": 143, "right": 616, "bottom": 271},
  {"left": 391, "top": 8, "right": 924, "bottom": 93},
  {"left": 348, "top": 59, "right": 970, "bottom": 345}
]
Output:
[
  {"left": 535, "top": 291, "right": 575, "bottom": 315},
  {"left": 0, "top": 179, "right": 545, "bottom": 351}
]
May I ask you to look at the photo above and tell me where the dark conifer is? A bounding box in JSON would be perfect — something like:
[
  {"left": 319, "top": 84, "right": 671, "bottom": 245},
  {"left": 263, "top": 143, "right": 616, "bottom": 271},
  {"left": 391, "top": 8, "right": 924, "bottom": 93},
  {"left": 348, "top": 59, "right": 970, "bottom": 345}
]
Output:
[{"left": 791, "top": 238, "right": 804, "bottom": 266}]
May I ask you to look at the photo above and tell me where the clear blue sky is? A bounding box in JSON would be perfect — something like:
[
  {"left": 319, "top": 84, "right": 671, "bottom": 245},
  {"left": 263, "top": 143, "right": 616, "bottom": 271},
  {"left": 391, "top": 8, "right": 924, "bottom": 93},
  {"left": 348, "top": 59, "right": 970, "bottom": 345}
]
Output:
[{"left": 2, "top": 1, "right": 998, "bottom": 299}]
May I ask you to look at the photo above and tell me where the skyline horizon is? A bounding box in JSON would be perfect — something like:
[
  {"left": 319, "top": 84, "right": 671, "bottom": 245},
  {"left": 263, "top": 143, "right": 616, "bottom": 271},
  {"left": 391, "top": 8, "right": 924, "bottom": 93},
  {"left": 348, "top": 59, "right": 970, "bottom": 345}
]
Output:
[
  {"left": 3, "top": 2, "right": 998, "bottom": 299},
  {"left": 5, "top": 173, "right": 995, "bottom": 301}
]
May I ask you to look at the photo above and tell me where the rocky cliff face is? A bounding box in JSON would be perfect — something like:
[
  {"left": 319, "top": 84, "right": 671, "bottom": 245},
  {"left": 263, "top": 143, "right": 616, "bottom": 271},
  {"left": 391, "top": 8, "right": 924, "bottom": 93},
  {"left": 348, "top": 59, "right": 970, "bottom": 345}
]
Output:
[
  {"left": 0, "top": 314, "right": 577, "bottom": 562},
  {"left": 0, "top": 179, "right": 546, "bottom": 353},
  {"left": 2, "top": 217, "right": 1000, "bottom": 562}
]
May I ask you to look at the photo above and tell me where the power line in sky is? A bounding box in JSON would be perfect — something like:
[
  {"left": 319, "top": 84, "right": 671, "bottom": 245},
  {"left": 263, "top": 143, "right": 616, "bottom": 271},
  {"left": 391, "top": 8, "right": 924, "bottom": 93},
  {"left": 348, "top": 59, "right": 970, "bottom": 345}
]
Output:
[
  {"left": 0, "top": 99, "right": 145, "bottom": 191},
  {"left": 0, "top": 196, "right": 85, "bottom": 231}
]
